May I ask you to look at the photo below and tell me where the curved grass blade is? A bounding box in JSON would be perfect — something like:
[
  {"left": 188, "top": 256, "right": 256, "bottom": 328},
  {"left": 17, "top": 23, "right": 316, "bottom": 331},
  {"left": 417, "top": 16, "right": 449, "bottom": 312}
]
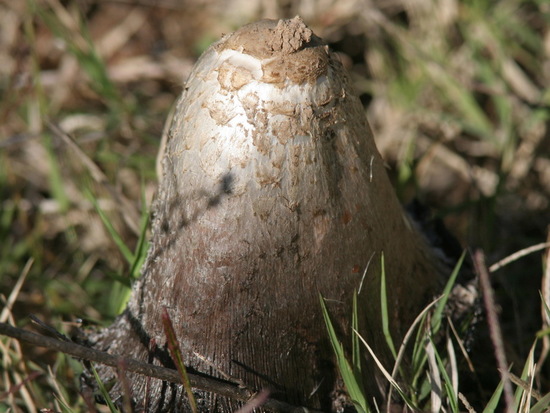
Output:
[
  {"left": 161, "top": 307, "right": 197, "bottom": 413},
  {"left": 380, "top": 253, "right": 397, "bottom": 360},
  {"left": 89, "top": 362, "right": 120, "bottom": 413},
  {"left": 320, "top": 295, "right": 369, "bottom": 413}
]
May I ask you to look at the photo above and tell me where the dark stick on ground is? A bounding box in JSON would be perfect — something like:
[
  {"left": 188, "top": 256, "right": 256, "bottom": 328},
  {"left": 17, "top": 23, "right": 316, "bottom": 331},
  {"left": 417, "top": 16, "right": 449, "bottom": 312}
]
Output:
[
  {"left": 0, "top": 322, "right": 316, "bottom": 413},
  {"left": 474, "top": 250, "right": 515, "bottom": 413}
]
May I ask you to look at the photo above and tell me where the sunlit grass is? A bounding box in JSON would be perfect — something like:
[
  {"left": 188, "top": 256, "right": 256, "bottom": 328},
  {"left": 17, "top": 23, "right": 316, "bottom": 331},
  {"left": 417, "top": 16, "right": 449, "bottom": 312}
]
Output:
[{"left": 323, "top": 252, "right": 550, "bottom": 412}]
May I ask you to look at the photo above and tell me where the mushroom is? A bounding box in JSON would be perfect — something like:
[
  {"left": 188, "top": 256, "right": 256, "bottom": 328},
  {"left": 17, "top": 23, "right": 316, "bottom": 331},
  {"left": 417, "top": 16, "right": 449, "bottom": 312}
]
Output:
[{"left": 89, "top": 17, "right": 441, "bottom": 412}]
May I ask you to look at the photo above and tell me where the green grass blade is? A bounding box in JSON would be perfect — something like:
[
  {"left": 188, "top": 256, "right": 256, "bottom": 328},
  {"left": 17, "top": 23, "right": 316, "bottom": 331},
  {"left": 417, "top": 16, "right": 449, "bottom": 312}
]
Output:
[
  {"left": 410, "top": 249, "right": 464, "bottom": 402},
  {"left": 536, "top": 326, "right": 550, "bottom": 338},
  {"left": 431, "top": 251, "right": 467, "bottom": 334},
  {"left": 162, "top": 307, "right": 198, "bottom": 413},
  {"left": 431, "top": 338, "right": 459, "bottom": 412},
  {"left": 128, "top": 186, "right": 150, "bottom": 280},
  {"left": 425, "top": 338, "right": 442, "bottom": 412},
  {"left": 320, "top": 295, "right": 369, "bottom": 413},
  {"left": 86, "top": 188, "right": 134, "bottom": 265},
  {"left": 417, "top": 59, "right": 493, "bottom": 138},
  {"left": 44, "top": 134, "right": 70, "bottom": 213},
  {"left": 89, "top": 362, "right": 120, "bottom": 413},
  {"left": 539, "top": 290, "right": 550, "bottom": 330},
  {"left": 530, "top": 391, "right": 550, "bottom": 413},
  {"left": 352, "top": 290, "right": 361, "bottom": 372},
  {"left": 112, "top": 185, "right": 149, "bottom": 313},
  {"left": 388, "top": 295, "right": 442, "bottom": 410},
  {"left": 34, "top": 1, "right": 124, "bottom": 116},
  {"left": 411, "top": 313, "right": 429, "bottom": 384},
  {"left": 483, "top": 363, "right": 515, "bottom": 413},
  {"left": 380, "top": 253, "right": 397, "bottom": 360},
  {"left": 513, "top": 341, "right": 536, "bottom": 410},
  {"left": 482, "top": 376, "right": 505, "bottom": 413},
  {"left": 52, "top": 393, "right": 76, "bottom": 413}
]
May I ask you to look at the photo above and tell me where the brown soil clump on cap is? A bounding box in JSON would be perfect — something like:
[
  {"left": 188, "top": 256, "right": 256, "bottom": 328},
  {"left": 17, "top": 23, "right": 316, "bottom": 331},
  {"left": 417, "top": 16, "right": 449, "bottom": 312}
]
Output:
[{"left": 218, "top": 16, "right": 329, "bottom": 85}]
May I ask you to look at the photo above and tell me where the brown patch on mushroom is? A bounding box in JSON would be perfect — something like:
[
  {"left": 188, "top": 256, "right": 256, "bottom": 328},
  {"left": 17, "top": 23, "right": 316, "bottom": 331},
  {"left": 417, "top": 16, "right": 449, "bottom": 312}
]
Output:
[
  {"left": 262, "top": 46, "right": 330, "bottom": 85},
  {"left": 218, "top": 16, "right": 328, "bottom": 86},
  {"left": 217, "top": 61, "right": 254, "bottom": 91}
]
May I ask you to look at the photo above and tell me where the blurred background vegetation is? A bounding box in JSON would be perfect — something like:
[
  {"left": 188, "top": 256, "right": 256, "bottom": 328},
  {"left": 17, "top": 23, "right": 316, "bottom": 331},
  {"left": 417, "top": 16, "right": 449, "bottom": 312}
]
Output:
[{"left": 0, "top": 0, "right": 549, "bottom": 411}]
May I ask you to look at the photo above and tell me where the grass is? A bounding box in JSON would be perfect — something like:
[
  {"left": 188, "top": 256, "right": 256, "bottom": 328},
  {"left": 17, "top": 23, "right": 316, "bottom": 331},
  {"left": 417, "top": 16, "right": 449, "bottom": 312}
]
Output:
[
  {"left": 0, "top": 0, "right": 548, "bottom": 411},
  {"left": 322, "top": 251, "right": 550, "bottom": 412},
  {"left": 321, "top": 292, "right": 368, "bottom": 413}
]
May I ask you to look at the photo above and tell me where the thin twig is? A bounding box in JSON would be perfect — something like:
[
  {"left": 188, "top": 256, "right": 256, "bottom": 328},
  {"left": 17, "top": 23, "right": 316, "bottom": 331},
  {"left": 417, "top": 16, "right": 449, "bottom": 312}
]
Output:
[
  {"left": 458, "top": 392, "right": 477, "bottom": 413},
  {"left": 489, "top": 242, "right": 550, "bottom": 273},
  {"left": 447, "top": 317, "right": 475, "bottom": 373},
  {"left": 116, "top": 359, "right": 133, "bottom": 413},
  {"left": 235, "top": 389, "right": 271, "bottom": 413},
  {"left": 0, "top": 258, "right": 33, "bottom": 323},
  {"left": 0, "top": 322, "right": 313, "bottom": 413},
  {"left": 500, "top": 369, "right": 542, "bottom": 401},
  {"left": 475, "top": 250, "right": 514, "bottom": 413}
]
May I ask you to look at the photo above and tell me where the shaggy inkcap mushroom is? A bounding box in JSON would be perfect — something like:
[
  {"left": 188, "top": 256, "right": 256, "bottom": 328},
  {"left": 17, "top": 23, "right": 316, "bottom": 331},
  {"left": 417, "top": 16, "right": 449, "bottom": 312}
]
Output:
[{"left": 88, "top": 17, "right": 442, "bottom": 413}]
